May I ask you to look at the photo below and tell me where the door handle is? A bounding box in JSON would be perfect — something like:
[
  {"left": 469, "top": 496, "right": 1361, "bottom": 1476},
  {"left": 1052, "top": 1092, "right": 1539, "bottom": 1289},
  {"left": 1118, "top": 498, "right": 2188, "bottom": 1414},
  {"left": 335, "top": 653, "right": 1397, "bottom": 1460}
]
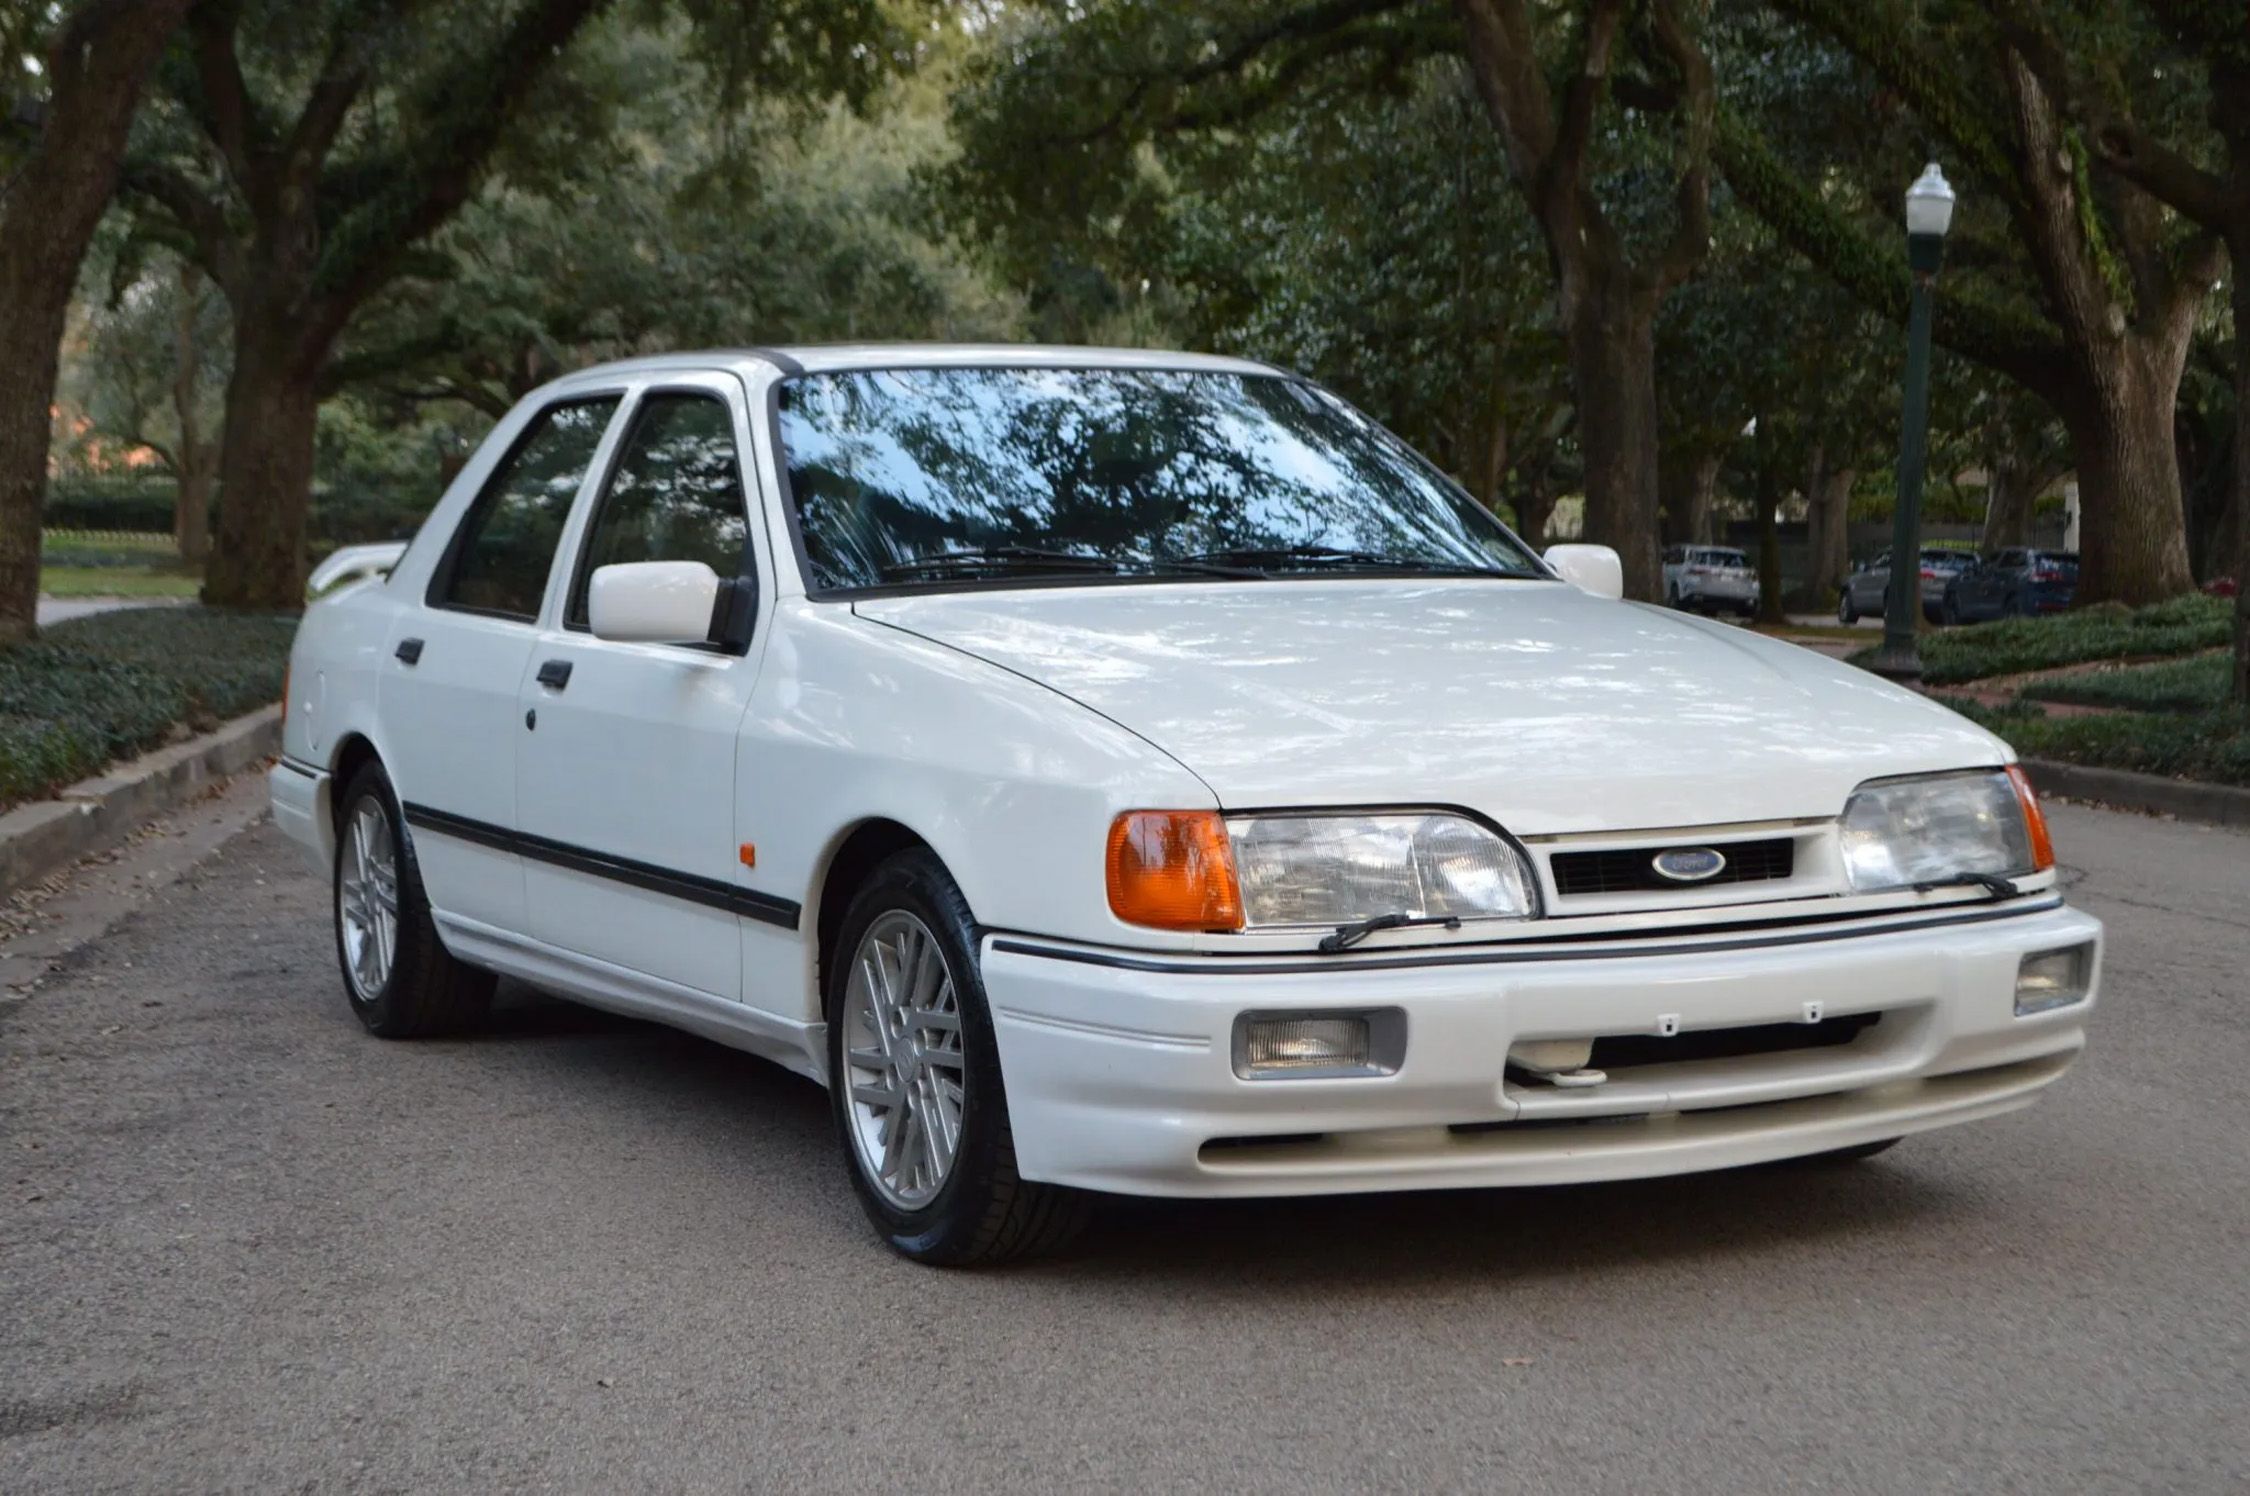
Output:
[
  {"left": 395, "top": 637, "right": 423, "bottom": 665},
  {"left": 535, "top": 658, "right": 573, "bottom": 690}
]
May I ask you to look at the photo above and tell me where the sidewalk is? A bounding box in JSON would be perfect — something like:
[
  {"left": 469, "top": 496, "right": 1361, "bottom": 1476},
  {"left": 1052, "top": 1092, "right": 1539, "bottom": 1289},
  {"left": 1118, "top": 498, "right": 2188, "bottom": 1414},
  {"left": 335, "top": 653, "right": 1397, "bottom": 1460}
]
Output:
[{"left": 36, "top": 594, "right": 193, "bottom": 626}]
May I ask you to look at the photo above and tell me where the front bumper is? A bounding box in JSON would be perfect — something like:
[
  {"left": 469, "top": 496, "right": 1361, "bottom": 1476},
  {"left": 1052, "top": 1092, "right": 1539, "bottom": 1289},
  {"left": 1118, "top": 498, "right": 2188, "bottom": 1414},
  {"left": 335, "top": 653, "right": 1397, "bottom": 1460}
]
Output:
[{"left": 983, "top": 901, "right": 2100, "bottom": 1197}]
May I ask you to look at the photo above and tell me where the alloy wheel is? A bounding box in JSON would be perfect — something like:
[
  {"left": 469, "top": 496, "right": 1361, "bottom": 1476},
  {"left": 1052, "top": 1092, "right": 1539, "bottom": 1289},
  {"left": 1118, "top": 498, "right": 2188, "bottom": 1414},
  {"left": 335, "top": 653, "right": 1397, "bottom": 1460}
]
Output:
[
  {"left": 338, "top": 799, "right": 400, "bottom": 1001},
  {"left": 839, "top": 910, "right": 968, "bottom": 1210}
]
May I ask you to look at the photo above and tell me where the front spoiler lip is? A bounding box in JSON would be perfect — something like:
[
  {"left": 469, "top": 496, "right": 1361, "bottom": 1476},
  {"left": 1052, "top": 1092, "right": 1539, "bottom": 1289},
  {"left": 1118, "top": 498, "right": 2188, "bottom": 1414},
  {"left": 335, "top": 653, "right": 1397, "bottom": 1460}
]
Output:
[{"left": 989, "top": 893, "right": 2068, "bottom": 977}]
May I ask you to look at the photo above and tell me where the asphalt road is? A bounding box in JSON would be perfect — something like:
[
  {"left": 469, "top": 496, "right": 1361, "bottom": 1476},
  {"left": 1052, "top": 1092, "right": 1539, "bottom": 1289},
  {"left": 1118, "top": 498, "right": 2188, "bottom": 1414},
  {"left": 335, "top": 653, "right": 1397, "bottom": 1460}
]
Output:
[{"left": 3, "top": 800, "right": 2245, "bottom": 1493}]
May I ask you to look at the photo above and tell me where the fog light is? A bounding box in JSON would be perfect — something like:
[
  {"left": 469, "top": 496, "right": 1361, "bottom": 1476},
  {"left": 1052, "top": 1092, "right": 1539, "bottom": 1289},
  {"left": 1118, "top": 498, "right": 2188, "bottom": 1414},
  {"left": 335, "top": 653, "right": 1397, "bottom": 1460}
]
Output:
[
  {"left": 1233, "top": 1009, "right": 1405, "bottom": 1079},
  {"left": 2016, "top": 943, "right": 2092, "bottom": 1015}
]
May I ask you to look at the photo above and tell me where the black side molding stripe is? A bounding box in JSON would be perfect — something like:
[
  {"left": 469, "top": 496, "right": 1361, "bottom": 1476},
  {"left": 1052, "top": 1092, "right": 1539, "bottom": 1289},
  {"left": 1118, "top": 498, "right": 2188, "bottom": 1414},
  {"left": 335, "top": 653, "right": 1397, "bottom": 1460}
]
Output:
[
  {"left": 401, "top": 803, "right": 800, "bottom": 930},
  {"left": 989, "top": 896, "right": 2067, "bottom": 976},
  {"left": 275, "top": 757, "right": 322, "bottom": 780}
]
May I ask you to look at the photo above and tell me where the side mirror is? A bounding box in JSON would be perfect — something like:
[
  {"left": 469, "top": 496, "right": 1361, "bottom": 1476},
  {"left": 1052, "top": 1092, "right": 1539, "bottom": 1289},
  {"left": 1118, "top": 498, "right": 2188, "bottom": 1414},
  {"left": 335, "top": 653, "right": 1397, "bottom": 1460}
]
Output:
[
  {"left": 1543, "top": 543, "right": 1624, "bottom": 601},
  {"left": 588, "top": 560, "right": 722, "bottom": 644}
]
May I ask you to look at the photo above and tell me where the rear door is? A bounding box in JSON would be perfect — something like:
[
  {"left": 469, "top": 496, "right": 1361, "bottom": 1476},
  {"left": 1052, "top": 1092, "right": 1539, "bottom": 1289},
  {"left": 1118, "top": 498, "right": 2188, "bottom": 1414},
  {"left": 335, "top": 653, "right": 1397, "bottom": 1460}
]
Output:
[
  {"left": 513, "top": 377, "right": 770, "bottom": 1002},
  {"left": 380, "top": 395, "right": 622, "bottom": 932}
]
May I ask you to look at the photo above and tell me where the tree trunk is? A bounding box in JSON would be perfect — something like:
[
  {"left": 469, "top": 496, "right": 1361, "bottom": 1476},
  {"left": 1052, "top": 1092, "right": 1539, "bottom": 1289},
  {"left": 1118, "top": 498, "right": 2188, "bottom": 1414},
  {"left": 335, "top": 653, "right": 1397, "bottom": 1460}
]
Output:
[
  {"left": 1753, "top": 416, "right": 1785, "bottom": 623},
  {"left": 2233, "top": 258, "right": 2249, "bottom": 714},
  {"left": 2060, "top": 358, "right": 2198, "bottom": 605},
  {"left": 203, "top": 330, "right": 321, "bottom": 609},
  {"left": 0, "top": 0, "right": 196, "bottom": 642},
  {"left": 1565, "top": 281, "right": 1663, "bottom": 600},
  {"left": 1805, "top": 464, "right": 1855, "bottom": 607},
  {"left": 174, "top": 456, "right": 215, "bottom": 568},
  {"left": 1979, "top": 454, "right": 2034, "bottom": 552},
  {"left": 172, "top": 265, "right": 213, "bottom": 566},
  {"left": 1514, "top": 477, "right": 1556, "bottom": 551}
]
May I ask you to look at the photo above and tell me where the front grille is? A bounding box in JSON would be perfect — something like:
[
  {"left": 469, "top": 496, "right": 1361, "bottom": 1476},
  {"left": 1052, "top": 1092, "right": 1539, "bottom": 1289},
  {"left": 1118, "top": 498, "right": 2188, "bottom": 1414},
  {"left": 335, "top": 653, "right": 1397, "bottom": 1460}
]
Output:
[
  {"left": 1587, "top": 1011, "right": 1878, "bottom": 1069},
  {"left": 1550, "top": 836, "right": 1795, "bottom": 897}
]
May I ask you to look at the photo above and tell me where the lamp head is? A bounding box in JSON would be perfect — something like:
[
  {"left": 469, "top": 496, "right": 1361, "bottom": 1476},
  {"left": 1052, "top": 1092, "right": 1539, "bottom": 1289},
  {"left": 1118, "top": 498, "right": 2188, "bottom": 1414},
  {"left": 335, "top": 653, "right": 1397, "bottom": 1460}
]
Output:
[{"left": 1905, "top": 161, "right": 1956, "bottom": 238}]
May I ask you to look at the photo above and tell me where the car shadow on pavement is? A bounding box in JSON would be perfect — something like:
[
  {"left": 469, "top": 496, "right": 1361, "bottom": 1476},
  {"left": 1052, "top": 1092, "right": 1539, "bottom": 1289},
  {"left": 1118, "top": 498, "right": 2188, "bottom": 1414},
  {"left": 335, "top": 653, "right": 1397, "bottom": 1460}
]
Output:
[
  {"left": 467, "top": 984, "right": 1976, "bottom": 1291},
  {"left": 1067, "top": 1165, "right": 1967, "bottom": 1291}
]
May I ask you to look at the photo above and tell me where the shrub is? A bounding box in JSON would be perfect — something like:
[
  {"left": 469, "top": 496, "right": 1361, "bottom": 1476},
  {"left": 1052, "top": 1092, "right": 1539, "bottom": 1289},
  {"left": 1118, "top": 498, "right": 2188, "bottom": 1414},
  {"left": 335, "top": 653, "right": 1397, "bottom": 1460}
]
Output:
[
  {"left": 43, "top": 478, "right": 179, "bottom": 533},
  {"left": 2020, "top": 652, "right": 2231, "bottom": 715},
  {"left": 1852, "top": 593, "right": 2231, "bottom": 684},
  {"left": 1952, "top": 700, "right": 2250, "bottom": 787},
  {"left": 0, "top": 607, "right": 296, "bottom": 810}
]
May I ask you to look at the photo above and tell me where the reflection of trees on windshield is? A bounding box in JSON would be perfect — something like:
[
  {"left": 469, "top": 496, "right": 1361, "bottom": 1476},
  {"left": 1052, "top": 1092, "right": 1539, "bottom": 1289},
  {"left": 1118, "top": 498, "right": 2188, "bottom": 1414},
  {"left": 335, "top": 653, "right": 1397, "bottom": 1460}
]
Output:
[{"left": 778, "top": 369, "right": 1538, "bottom": 590}]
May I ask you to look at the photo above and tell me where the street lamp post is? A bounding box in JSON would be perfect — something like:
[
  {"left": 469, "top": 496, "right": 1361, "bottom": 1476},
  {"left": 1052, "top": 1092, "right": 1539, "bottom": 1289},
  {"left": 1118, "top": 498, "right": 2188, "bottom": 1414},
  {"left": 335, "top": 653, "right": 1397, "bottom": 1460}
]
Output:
[{"left": 1872, "top": 162, "right": 1956, "bottom": 683}]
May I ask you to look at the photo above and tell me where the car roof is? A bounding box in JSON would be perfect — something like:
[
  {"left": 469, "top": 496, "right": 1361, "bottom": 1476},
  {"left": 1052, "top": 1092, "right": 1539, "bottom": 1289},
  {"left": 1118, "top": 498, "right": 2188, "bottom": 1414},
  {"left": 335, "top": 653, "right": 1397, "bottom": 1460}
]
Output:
[{"left": 545, "top": 343, "right": 1286, "bottom": 385}]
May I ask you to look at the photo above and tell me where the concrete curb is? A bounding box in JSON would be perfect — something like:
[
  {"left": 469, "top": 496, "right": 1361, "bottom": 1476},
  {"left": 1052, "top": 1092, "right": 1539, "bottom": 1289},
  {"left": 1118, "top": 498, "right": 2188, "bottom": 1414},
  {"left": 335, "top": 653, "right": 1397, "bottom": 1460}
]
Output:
[
  {"left": 0, "top": 705, "right": 280, "bottom": 898},
  {"left": 2021, "top": 757, "right": 2250, "bottom": 831}
]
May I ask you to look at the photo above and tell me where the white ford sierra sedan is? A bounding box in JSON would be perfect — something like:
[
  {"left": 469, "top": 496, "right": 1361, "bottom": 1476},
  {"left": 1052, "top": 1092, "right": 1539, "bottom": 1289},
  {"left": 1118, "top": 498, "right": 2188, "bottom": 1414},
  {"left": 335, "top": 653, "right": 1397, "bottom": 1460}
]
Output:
[{"left": 272, "top": 345, "right": 2101, "bottom": 1263}]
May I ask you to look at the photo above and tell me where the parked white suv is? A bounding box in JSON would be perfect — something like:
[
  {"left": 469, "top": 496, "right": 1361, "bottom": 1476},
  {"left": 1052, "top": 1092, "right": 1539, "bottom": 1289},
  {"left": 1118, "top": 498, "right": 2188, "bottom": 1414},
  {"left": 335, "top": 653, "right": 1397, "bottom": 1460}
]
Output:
[
  {"left": 271, "top": 346, "right": 2101, "bottom": 1263},
  {"left": 1663, "top": 545, "right": 1760, "bottom": 616}
]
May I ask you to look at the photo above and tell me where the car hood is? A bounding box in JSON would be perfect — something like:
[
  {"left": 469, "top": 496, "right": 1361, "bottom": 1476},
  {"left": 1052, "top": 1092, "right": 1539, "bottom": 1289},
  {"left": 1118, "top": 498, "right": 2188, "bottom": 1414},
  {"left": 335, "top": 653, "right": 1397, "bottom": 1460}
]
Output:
[{"left": 852, "top": 580, "right": 2009, "bottom": 835}]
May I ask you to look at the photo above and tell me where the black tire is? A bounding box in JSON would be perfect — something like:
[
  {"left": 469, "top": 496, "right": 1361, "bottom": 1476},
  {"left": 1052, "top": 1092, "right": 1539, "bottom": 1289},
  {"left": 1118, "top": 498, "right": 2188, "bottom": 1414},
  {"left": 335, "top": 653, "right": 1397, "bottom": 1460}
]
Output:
[
  {"left": 332, "top": 761, "right": 494, "bottom": 1038},
  {"left": 1940, "top": 593, "right": 1961, "bottom": 627},
  {"left": 825, "top": 849, "right": 1090, "bottom": 1265},
  {"left": 1667, "top": 583, "right": 1682, "bottom": 608}
]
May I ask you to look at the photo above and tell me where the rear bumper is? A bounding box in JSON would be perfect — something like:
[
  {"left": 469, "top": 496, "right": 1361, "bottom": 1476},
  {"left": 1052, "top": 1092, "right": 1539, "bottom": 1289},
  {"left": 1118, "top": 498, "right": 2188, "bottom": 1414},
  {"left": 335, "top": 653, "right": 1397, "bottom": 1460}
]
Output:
[
  {"left": 268, "top": 759, "right": 332, "bottom": 879},
  {"left": 1678, "top": 578, "right": 1758, "bottom": 606},
  {"left": 983, "top": 901, "right": 2100, "bottom": 1197}
]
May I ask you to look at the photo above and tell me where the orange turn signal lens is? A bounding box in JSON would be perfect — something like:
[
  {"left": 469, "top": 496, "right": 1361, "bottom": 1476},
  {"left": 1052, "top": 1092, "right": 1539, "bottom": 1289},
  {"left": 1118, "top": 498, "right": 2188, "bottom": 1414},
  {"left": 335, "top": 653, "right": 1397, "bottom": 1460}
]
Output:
[
  {"left": 1106, "top": 810, "right": 1243, "bottom": 932},
  {"left": 2005, "top": 765, "right": 2055, "bottom": 871}
]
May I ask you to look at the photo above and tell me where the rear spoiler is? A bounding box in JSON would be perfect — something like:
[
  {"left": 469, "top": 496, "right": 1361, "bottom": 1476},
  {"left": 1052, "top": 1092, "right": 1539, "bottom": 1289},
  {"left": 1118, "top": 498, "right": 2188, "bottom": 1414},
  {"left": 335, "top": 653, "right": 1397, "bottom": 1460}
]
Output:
[{"left": 308, "top": 542, "right": 408, "bottom": 597}]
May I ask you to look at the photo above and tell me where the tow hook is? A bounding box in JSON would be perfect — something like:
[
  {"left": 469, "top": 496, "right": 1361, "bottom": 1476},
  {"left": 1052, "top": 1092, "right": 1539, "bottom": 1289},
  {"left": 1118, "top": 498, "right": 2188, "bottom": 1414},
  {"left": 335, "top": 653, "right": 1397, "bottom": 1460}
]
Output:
[{"left": 1506, "top": 1039, "right": 1608, "bottom": 1089}]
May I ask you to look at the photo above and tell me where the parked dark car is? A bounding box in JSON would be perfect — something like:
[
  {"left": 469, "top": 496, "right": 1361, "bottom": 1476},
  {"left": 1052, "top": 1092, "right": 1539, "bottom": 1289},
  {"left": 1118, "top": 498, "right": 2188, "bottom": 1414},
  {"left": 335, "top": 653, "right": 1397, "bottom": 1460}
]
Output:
[
  {"left": 1940, "top": 549, "right": 2079, "bottom": 624},
  {"left": 1838, "top": 548, "right": 1978, "bottom": 625}
]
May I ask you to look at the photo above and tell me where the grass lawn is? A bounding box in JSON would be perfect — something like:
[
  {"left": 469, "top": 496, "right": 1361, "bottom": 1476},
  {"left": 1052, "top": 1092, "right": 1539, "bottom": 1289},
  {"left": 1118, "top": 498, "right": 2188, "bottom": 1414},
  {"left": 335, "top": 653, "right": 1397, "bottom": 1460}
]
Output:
[
  {"left": 1954, "top": 699, "right": 2250, "bottom": 788},
  {"left": 39, "top": 529, "right": 201, "bottom": 600},
  {"left": 2020, "top": 651, "right": 2231, "bottom": 715},
  {"left": 0, "top": 605, "right": 295, "bottom": 812},
  {"left": 38, "top": 565, "right": 203, "bottom": 599},
  {"left": 1850, "top": 593, "right": 2230, "bottom": 684}
]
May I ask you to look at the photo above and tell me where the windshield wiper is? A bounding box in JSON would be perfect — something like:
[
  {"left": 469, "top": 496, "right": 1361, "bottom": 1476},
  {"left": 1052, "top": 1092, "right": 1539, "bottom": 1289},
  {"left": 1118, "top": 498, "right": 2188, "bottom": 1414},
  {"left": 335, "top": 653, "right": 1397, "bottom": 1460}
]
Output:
[
  {"left": 881, "top": 546, "right": 1264, "bottom": 582},
  {"left": 1319, "top": 912, "right": 1463, "bottom": 953},
  {"left": 1911, "top": 872, "right": 2023, "bottom": 901},
  {"left": 1177, "top": 544, "right": 1520, "bottom": 578},
  {"left": 880, "top": 546, "right": 1123, "bottom": 581}
]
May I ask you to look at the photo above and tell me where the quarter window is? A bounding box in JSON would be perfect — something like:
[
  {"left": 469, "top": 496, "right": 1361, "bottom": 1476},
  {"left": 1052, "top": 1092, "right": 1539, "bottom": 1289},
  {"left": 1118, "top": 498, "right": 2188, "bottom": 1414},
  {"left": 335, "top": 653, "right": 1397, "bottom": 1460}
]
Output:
[
  {"left": 568, "top": 394, "right": 749, "bottom": 628},
  {"left": 437, "top": 398, "right": 619, "bottom": 619}
]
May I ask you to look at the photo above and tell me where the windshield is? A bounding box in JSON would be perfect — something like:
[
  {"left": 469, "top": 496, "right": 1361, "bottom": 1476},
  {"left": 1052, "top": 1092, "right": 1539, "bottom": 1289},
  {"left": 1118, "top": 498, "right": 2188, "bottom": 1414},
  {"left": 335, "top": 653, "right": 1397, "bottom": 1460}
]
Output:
[{"left": 775, "top": 366, "right": 1544, "bottom": 592}]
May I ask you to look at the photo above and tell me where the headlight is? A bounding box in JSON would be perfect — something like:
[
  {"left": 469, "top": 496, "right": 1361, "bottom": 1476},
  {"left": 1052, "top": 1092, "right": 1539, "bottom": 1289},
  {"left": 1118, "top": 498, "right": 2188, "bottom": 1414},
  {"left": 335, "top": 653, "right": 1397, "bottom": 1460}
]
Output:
[
  {"left": 1227, "top": 812, "right": 1539, "bottom": 929},
  {"left": 1838, "top": 768, "right": 2051, "bottom": 893}
]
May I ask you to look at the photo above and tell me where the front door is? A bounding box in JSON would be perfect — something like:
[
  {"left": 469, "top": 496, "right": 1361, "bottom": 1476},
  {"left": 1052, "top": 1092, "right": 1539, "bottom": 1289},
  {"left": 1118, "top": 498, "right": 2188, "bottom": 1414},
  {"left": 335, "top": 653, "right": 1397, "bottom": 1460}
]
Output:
[
  {"left": 382, "top": 395, "right": 622, "bottom": 932},
  {"left": 514, "top": 380, "right": 767, "bottom": 1002}
]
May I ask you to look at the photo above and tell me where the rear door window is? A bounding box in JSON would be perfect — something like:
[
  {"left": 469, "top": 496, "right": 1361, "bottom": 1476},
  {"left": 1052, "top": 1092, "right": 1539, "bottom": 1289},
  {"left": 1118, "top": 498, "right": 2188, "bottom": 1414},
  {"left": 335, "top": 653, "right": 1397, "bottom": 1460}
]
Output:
[{"left": 435, "top": 398, "right": 619, "bottom": 620}]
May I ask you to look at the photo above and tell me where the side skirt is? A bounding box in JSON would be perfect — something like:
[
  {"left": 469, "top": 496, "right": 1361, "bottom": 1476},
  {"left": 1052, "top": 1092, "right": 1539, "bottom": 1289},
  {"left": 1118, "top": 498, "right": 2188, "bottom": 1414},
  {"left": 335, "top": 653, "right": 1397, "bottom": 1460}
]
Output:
[{"left": 433, "top": 911, "right": 828, "bottom": 1086}]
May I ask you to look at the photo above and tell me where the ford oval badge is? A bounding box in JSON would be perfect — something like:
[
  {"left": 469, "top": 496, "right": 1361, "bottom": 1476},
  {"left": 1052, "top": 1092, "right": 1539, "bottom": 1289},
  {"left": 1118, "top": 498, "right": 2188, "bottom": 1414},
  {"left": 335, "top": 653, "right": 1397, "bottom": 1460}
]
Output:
[{"left": 1652, "top": 846, "right": 1727, "bottom": 883}]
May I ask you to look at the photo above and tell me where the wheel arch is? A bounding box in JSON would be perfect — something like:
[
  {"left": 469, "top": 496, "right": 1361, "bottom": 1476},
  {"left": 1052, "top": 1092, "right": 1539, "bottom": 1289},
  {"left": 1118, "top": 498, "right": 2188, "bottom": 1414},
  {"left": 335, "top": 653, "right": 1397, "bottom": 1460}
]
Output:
[
  {"left": 810, "top": 817, "right": 945, "bottom": 1008},
  {"left": 327, "top": 732, "right": 383, "bottom": 832}
]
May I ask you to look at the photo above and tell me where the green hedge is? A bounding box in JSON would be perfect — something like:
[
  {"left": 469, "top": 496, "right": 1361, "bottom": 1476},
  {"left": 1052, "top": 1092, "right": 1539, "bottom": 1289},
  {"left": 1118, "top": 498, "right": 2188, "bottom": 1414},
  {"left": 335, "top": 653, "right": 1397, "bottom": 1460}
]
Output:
[
  {"left": 1954, "top": 700, "right": 2250, "bottom": 788},
  {"left": 1852, "top": 594, "right": 2231, "bottom": 684},
  {"left": 43, "top": 479, "right": 177, "bottom": 533},
  {"left": 2020, "top": 652, "right": 2231, "bottom": 715},
  {"left": 44, "top": 480, "right": 433, "bottom": 546},
  {"left": 0, "top": 607, "right": 296, "bottom": 811}
]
